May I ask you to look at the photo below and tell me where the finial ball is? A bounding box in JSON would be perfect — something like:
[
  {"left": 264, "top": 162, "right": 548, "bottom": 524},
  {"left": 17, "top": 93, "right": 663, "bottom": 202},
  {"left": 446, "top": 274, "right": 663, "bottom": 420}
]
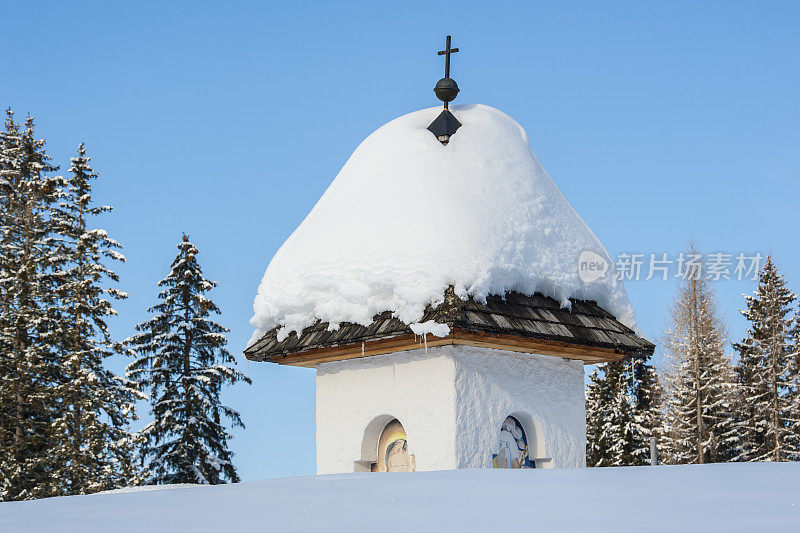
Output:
[{"left": 434, "top": 77, "right": 460, "bottom": 103}]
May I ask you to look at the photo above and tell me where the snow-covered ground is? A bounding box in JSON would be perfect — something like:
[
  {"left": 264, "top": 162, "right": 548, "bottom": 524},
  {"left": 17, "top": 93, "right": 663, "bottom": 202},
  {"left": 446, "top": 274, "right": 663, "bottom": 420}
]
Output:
[{"left": 2, "top": 463, "right": 798, "bottom": 532}]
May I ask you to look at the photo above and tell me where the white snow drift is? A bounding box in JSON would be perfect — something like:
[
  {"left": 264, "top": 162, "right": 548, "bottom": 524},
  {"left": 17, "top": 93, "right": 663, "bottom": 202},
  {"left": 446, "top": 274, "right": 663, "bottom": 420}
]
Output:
[
  {"left": 249, "top": 104, "right": 634, "bottom": 345},
  {"left": 3, "top": 463, "right": 798, "bottom": 532}
]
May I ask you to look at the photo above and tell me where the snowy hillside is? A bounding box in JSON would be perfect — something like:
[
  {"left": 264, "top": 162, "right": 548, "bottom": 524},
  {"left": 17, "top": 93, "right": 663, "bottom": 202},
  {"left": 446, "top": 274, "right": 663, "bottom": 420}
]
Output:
[
  {"left": 249, "top": 104, "right": 635, "bottom": 345},
  {"left": 3, "top": 463, "right": 798, "bottom": 532}
]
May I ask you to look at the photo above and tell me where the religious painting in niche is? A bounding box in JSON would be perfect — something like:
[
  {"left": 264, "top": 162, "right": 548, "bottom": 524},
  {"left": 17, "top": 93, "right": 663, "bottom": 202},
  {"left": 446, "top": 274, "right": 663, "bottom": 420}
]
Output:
[
  {"left": 370, "top": 419, "right": 416, "bottom": 472},
  {"left": 492, "top": 416, "right": 535, "bottom": 469}
]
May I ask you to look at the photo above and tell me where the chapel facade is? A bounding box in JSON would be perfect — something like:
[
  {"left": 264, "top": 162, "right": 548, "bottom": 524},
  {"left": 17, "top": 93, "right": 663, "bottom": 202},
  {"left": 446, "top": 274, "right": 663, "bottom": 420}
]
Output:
[{"left": 245, "top": 289, "right": 653, "bottom": 473}]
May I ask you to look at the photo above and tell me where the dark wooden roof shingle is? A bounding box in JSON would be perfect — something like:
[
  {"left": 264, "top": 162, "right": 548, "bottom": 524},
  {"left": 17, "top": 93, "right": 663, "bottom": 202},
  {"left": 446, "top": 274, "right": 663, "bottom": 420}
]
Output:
[{"left": 244, "top": 288, "right": 654, "bottom": 363}]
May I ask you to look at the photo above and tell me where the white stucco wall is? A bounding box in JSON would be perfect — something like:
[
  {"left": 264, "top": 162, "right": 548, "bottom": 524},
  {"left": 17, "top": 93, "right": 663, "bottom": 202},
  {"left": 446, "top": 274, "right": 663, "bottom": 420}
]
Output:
[
  {"left": 316, "top": 349, "right": 459, "bottom": 474},
  {"left": 452, "top": 346, "right": 586, "bottom": 469},
  {"left": 315, "top": 345, "right": 585, "bottom": 475}
]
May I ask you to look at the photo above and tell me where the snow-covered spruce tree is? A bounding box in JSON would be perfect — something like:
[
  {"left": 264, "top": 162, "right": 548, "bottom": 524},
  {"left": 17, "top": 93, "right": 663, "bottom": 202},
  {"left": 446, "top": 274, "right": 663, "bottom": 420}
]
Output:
[
  {"left": 586, "top": 362, "right": 632, "bottom": 466},
  {"left": 585, "top": 367, "right": 607, "bottom": 466},
  {"left": 585, "top": 353, "right": 662, "bottom": 467},
  {"left": 0, "top": 109, "right": 18, "bottom": 498},
  {"left": 47, "top": 143, "right": 143, "bottom": 495},
  {"left": 0, "top": 111, "right": 64, "bottom": 500},
  {"left": 662, "top": 251, "right": 739, "bottom": 464},
  {"left": 127, "top": 235, "right": 251, "bottom": 485},
  {"left": 733, "top": 256, "right": 798, "bottom": 462},
  {"left": 631, "top": 352, "right": 664, "bottom": 464},
  {"left": 789, "top": 308, "right": 800, "bottom": 461}
]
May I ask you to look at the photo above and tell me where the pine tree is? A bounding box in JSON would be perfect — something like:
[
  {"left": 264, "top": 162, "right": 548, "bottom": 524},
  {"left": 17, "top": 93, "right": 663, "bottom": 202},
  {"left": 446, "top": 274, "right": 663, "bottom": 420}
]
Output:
[
  {"left": 127, "top": 235, "right": 251, "bottom": 485},
  {"left": 0, "top": 109, "right": 18, "bottom": 497},
  {"left": 585, "top": 367, "right": 604, "bottom": 466},
  {"left": 47, "top": 144, "right": 143, "bottom": 495},
  {"left": 662, "top": 249, "right": 739, "bottom": 464},
  {"left": 585, "top": 353, "right": 662, "bottom": 467},
  {"left": 588, "top": 361, "right": 634, "bottom": 466},
  {"left": 0, "top": 111, "right": 64, "bottom": 500},
  {"left": 733, "top": 256, "right": 797, "bottom": 462},
  {"left": 0, "top": 109, "right": 17, "bottom": 499},
  {"left": 788, "top": 307, "right": 800, "bottom": 461},
  {"left": 631, "top": 352, "right": 663, "bottom": 464}
]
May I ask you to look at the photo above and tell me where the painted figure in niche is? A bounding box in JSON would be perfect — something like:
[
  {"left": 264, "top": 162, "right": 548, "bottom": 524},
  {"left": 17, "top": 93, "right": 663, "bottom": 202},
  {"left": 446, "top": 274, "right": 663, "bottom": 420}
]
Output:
[
  {"left": 371, "top": 419, "right": 416, "bottom": 472},
  {"left": 492, "top": 416, "right": 535, "bottom": 469}
]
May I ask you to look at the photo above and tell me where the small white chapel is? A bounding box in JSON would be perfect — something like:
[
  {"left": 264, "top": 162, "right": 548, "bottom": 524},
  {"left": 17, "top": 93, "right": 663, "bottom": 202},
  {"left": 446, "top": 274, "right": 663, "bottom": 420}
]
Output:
[{"left": 245, "top": 36, "right": 653, "bottom": 475}]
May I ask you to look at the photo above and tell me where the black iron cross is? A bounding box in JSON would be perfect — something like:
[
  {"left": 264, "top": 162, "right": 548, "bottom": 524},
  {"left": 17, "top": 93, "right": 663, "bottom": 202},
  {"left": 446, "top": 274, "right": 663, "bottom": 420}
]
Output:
[{"left": 437, "top": 35, "right": 459, "bottom": 78}]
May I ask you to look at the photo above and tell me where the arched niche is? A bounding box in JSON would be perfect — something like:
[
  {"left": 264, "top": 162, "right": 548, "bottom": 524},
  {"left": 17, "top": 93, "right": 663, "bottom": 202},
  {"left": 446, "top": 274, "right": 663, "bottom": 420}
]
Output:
[
  {"left": 492, "top": 414, "right": 537, "bottom": 469},
  {"left": 356, "top": 416, "right": 416, "bottom": 472},
  {"left": 509, "top": 410, "right": 546, "bottom": 461}
]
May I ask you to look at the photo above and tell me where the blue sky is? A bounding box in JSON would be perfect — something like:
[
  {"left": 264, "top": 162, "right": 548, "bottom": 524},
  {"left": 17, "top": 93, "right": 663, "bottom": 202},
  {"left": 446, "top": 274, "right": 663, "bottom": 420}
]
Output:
[{"left": 2, "top": 1, "right": 799, "bottom": 480}]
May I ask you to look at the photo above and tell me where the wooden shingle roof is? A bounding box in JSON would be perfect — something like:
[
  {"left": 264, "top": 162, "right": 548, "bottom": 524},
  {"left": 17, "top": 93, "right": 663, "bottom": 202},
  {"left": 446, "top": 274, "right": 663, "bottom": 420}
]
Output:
[{"left": 245, "top": 288, "right": 653, "bottom": 367}]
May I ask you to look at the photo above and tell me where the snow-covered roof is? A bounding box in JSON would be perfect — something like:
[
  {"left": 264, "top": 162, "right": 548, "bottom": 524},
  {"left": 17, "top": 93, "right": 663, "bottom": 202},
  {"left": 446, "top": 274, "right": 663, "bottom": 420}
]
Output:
[
  {"left": 249, "top": 104, "right": 635, "bottom": 347},
  {"left": 244, "top": 290, "right": 653, "bottom": 365}
]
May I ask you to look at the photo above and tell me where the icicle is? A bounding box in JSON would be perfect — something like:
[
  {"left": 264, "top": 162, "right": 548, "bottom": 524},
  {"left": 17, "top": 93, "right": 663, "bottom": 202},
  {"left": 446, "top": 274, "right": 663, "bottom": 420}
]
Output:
[
  {"left": 424, "top": 333, "right": 428, "bottom": 353},
  {"left": 362, "top": 342, "right": 365, "bottom": 357}
]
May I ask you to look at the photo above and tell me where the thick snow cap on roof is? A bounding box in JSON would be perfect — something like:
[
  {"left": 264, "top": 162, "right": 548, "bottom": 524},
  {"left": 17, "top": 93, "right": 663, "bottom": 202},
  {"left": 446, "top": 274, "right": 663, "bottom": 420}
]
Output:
[{"left": 249, "top": 104, "right": 635, "bottom": 345}]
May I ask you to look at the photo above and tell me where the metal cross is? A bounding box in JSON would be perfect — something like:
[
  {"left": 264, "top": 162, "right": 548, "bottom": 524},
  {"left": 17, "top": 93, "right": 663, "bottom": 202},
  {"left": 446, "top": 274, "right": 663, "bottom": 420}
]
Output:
[{"left": 437, "top": 35, "right": 459, "bottom": 78}]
